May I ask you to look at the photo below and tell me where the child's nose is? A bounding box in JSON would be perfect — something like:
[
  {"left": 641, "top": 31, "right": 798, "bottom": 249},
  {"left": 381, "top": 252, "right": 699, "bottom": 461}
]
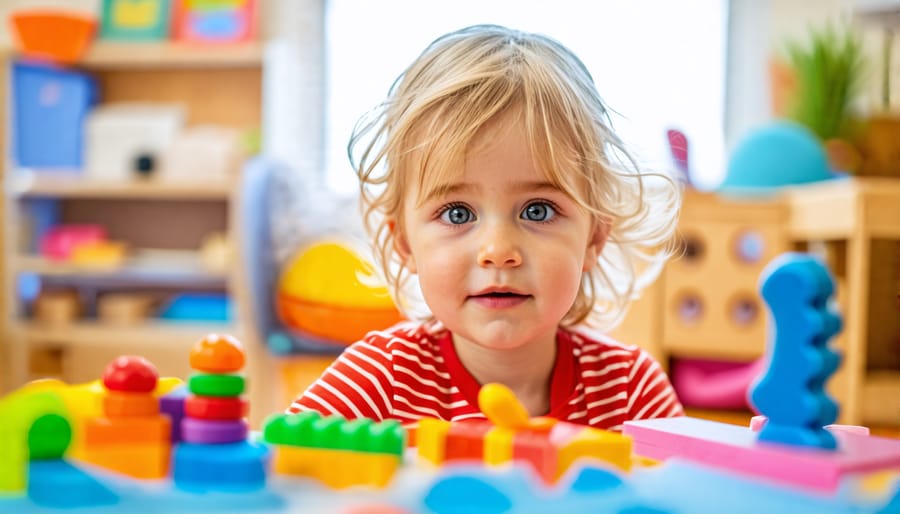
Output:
[{"left": 477, "top": 224, "right": 522, "bottom": 268}]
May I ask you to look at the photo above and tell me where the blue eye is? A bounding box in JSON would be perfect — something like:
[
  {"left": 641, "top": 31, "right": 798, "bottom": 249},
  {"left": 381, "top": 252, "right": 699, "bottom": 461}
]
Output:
[
  {"left": 440, "top": 205, "right": 474, "bottom": 225},
  {"left": 521, "top": 202, "right": 556, "bottom": 222}
]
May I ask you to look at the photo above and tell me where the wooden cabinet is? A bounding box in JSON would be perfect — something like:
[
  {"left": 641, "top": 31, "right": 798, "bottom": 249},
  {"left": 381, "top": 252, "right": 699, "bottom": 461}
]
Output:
[
  {"left": 612, "top": 180, "right": 900, "bottom": 427},
  {"left": 0, "top": 43, "right": 264, "bottom": 397},
  {"left": 783, "top": 177, "right": 900, "bottom": 426}
]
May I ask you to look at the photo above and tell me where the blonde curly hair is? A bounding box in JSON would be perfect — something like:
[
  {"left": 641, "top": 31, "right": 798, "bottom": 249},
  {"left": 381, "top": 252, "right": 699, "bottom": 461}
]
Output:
[{"left": 349, "top": 24, "right": 681, "bottom": 331}]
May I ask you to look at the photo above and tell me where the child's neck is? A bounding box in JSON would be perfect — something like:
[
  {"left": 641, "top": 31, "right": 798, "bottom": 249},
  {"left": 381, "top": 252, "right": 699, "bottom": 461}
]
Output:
[{"left": 452, "top": 332, "right": 557, "bottom": 417}]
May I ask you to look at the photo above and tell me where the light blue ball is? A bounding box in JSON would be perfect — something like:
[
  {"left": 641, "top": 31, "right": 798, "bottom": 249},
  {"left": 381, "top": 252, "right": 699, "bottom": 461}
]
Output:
[{"left": 719, "top": 121, "right": 834, "bottom": 195}]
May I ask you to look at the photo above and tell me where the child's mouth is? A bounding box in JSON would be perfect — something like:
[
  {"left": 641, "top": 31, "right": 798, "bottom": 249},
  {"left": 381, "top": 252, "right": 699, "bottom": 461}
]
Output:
[{"left": 469, "top": 291, "right": 531, "bottom": 308}]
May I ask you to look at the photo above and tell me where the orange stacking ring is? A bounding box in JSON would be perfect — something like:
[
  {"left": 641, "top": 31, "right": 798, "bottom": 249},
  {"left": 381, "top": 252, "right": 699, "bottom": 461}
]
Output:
[
  {"left": 103, "top": 391, "right": 159, "bottom": 418},
  {"left": 189, "top": 334, "right": 246, "bottom": 373}
]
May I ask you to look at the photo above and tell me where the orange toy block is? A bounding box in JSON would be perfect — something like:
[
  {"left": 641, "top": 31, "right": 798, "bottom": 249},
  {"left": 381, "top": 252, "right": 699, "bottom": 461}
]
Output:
[
  {"left": 513, "top": 423, "right": 633, "bottom": 483},
  {"left": 512, "top": 430, "right": 558, "bottom": 483},
  {"left": 273, "top": 446, "right": 400, "bottom": 489},
  {"left": 443, "top": 421, "right": 493, "bottom": 462},
  {"left": 415, "top": 418, "right": 451, "bottom": 465},
  {"left": 83, "top": 416, "right": 170, "bottom": 447},
  {"left": 103, "top": 392, "right": 159, "bottom": 418},
  {"left": 79, "top": 442, "right": 171, "bottom": 479}
]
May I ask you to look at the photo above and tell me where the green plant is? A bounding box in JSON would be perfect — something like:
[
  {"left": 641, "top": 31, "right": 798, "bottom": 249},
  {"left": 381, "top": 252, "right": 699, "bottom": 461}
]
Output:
[{"left": 784, "top": 22, "right": 866, "bottom": 141}]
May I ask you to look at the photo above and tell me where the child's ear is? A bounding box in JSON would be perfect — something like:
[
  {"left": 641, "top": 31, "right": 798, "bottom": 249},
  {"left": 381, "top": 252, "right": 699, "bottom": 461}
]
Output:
[
  {"left": 582, "top": 220, "right": 610, "bottom": 272},
  {"left": 389, "top": 219, "right": 417, "bottom": 274}
]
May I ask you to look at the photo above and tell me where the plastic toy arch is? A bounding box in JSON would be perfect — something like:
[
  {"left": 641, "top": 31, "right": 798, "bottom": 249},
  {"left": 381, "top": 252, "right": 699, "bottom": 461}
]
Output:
[{"left": 0, "top": 389, "right": 72, "bottom": 492}]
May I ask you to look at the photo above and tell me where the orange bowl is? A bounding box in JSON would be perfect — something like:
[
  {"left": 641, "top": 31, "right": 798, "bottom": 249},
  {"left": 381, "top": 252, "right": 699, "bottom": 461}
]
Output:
[
  {"left": 10, "top": 10, "right": 98, "bottom": 64},
  {"left": 277, "top": 294, "right": 405, "bottom": 345}
]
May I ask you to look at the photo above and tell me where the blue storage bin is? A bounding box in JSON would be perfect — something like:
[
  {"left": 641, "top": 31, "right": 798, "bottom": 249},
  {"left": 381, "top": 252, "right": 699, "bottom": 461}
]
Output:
[
  {"left": 13, "top": 61, "right": 97, "bottom": 169},
  {"left": 159, "top": 293, "right": 233, "bottom": 322}
]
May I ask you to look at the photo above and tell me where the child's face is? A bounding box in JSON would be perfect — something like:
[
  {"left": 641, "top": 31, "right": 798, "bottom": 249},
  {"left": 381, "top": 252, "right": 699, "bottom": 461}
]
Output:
[{"left": 394, "top": 118, "right": 606, "bottom": 351}]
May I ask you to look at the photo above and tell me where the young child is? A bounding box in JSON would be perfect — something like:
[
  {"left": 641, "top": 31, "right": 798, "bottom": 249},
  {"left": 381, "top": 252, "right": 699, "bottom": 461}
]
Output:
[{"left": 288, "top": 24, "right": 684, "bottom": 431}]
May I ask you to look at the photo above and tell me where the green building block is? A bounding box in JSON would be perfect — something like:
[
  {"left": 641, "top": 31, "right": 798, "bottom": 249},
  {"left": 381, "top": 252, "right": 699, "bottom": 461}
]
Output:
[
  {"left": 367, "top": 420, "right": 404, "bottom": 456},
  {"left": 262, "top": 410, "right": 317, "bottom": 447},
  {"left": 262, "top": 412, "right": 406, "bottom": 456},
  {"left": 188, "top": 373, "right": 245, "bottom": 396}
]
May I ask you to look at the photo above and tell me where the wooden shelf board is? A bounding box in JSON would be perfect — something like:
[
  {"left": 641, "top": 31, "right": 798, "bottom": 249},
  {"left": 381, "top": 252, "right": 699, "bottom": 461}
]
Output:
[
  {"left": 785, "top": 177, "right": 900, "bottom": 239},
  {"left": 13, "top": 249, "right": 228, "bottom": 284},
  {"left": 684, "top": 408, "right": 754, "bottom": 427},
  {"left": 862, "top": 370, "right": 900, "bottom": 426},
  {"left": 80, "top": 42, "right": 264, "bottom": 69},
  {"left": 11, "top": 173, "right": 233, "bottom": 200},
  {"left": 663, "top": 340, "right": 763, "bottom": 362},
  {"left": 16, "top": 319, "right": 239, "bottom": 349}
]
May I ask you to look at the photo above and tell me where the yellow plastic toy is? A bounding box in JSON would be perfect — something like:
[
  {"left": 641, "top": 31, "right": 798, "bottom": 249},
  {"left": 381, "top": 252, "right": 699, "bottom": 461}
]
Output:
[
  {"left": 276, "top": 241, "right": 404, "bottom": 344},
  {"left": 0, "top": 389, "right": 70, "bottom": 493},
  {"left": 416, "top": 383, "right": 633, "bottom": 483},
  {"left": 9, "top": 377, "right": 181, "bottom": 460}
]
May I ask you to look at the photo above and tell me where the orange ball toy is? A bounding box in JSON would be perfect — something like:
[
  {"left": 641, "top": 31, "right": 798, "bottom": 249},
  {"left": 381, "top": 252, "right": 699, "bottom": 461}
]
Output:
[{"left": 189, "top": 333, "right": 246, "bottom": 373}]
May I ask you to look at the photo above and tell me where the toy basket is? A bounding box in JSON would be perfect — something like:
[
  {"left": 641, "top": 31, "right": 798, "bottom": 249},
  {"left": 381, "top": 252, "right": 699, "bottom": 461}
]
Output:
[{"left": 9, "top": 10, "right": 97, "bottom": 64}]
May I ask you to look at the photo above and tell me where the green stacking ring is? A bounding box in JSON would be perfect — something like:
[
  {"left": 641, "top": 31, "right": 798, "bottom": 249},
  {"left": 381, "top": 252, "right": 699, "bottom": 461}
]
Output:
[{"left": 188, "top": 373, "right": 246, "bottom": 396}]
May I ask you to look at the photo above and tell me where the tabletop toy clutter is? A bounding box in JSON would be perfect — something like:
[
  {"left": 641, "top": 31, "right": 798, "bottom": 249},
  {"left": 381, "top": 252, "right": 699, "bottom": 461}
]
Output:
[{"left": 1, "top": 253, "right": 900, "bottom": 513}]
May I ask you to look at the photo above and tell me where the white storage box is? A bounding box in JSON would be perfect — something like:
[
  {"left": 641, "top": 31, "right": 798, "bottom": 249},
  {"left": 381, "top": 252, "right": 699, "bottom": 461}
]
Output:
[
  {"left": 84, "top": 103, "right": 185, "bottom": 180},
  {"left": 162, "top": 126, "right": 243, "bottom": 182}
]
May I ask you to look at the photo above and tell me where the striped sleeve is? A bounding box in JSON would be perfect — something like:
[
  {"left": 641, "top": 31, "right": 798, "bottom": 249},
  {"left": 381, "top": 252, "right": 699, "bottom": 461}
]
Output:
[
  {"left": 625, "top": 348, "right": 684, "bottom": 421},
  {"left": 287, "top": 335, "right": 395, "bottom": 420}
]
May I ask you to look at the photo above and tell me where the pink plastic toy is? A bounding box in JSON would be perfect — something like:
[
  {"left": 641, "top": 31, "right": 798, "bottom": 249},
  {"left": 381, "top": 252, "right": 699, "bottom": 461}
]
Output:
[
  {"left": 172, "top": 0, "right": 257, "bottom": 44},
  {"left": 623, "top": 416, "right": 900, "bottom": 492},
  {"left": 39, "top": 224, "right": 107, "bottom": 261},
  {"left": 671, "top": 357, "right": 765, "bottom": 409},
  {"left": 750, "top": 415, "right": 870, "bottom": 436}
]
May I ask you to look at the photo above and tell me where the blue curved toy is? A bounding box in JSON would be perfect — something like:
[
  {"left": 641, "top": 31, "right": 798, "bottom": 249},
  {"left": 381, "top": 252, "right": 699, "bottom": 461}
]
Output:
[{"left": 749, "top": 253, "right": 843, "bottom": 449}]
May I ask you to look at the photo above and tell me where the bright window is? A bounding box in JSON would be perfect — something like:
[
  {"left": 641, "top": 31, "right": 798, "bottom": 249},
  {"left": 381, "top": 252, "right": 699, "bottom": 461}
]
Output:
[{"left": 324, "top": 0, "right": 728, "bottom": 194}]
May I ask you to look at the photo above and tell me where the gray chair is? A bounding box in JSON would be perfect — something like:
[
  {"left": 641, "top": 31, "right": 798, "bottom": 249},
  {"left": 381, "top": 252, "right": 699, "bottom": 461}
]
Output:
[{"left": 236, "top": 157, "right": 343, "bottom": 356}]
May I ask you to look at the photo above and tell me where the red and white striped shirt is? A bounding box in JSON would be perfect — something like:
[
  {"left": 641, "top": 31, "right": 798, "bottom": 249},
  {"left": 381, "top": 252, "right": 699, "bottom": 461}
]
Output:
[{"left": 288, "top": 321, "right": 683, "bottom": 431}]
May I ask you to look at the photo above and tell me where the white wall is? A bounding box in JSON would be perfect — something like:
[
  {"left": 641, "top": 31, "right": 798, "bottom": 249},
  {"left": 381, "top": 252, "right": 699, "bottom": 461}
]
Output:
[
  {"left": 725, "top": 0, "right": 772, "bottom": 154},
  {"left": 261, "top": 0, "right": 324, "bottom": 183}
]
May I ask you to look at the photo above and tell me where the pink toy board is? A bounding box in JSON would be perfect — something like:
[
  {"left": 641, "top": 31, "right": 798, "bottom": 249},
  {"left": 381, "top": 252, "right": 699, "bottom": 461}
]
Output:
[{"left": 623, "top": 415, "right": 900, "bottom": 492}]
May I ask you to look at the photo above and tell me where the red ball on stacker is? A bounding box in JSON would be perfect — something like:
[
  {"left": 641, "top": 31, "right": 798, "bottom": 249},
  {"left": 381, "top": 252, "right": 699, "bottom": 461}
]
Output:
[{"left": 102, "top": 355, "right": 159, "bottom": 393}]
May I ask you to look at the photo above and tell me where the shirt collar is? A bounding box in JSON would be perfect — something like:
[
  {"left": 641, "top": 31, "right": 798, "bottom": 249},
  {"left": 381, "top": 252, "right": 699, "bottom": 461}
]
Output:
[{"left": 437, "top": 328, "right": 577, "bottom": 416}]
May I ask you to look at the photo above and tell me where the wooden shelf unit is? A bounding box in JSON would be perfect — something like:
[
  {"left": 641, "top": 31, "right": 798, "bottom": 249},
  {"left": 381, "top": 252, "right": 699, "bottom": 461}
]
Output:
[
  {"left": 81, "top": 42, "right": 264, "bottom": 69},
  {"left": 11, "top": 172, "right": 234, "bottom": 200},
  {"left": 0, "top": 48, "right": 9, "bottom": 393},
  {"left": 611, "top": 178, "right": 900, "bottom": 427},
  {"left": 13, "top": 319, "right": 239, "bottom": 389},
  {"left": 1, "top": 41, "right": 263, "bottom": 395},
  {"left": 783, "top": 177, "right": 900, "bottom": 426},
  {"left": 12, "top": 249, "right": 228, "bottom": 284},
  {"left": 16, "top": 319, "right": 237, "bottom": 349}
]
